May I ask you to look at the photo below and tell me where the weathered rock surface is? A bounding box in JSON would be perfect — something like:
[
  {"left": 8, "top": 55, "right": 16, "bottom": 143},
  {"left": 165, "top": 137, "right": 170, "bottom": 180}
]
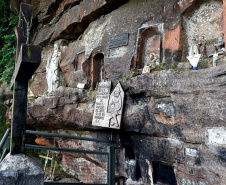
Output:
[
  {"left": 32, "top": 0, "right": 129, "bottom": 45},
  {"left": 26, "top": 64, "right": 226, "bottom": 184},
  {"left": 0, "top": 83, "right": 13, "bottom": 101},
  {"left": 27, "top": 86, "right": 94, "bottom": 128},
  {"left": 0, "top": 154, "right": 44, "bottom": 185},
  {"left": 4, "top": 0, "right": 226, "bottom": 184}
]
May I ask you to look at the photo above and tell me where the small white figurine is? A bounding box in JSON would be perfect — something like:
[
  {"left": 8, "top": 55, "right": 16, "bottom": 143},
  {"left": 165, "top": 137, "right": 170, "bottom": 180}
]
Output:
[
  {"left": 46, "top": 44, "right": 61, "bottom": 94},
  {"left": 189, "top": 38, "right": 199, "bottom": 56}
]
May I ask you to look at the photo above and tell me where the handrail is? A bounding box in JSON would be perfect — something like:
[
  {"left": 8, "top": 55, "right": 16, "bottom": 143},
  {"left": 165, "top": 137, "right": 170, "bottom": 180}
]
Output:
[
  {"left": 0, "top": 128, "right": 11, "bottom": 150},
  {"left": 44, "top": 183, "right": 107, "bottom": 185},
  {"left": 0, "top": 128, "right": 115, "bottom": 184},
  {"left": 26, "top": 130, "right": 112, "bottom": 143},
  {"left": 0, "top": 148, "right": 9, "bottom": 162},
  {"left": 25, "top": 144, "right": 109, "bottom": 155}
]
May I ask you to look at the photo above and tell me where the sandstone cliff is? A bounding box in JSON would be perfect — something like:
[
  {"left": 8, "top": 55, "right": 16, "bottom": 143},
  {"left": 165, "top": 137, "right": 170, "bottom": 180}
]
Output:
[{"left": 3, "top": 0, "right": 226, "bottom": 184}]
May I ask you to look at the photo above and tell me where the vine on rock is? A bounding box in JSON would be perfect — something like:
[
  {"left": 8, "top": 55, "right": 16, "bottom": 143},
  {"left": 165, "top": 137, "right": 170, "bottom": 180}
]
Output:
[{"left": 0, "top": 0, "right": 18, "bottom": 85}]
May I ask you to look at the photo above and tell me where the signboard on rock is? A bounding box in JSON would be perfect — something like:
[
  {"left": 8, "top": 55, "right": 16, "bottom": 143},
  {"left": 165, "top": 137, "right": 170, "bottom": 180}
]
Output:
[
  {"left": 109, "top": 33, "right": 129, "bottom": 49},
  {"left": 92, "top": 82, "right": 124, "bottom": 129},
  {"left": 184, "top": 148, "right": 198, "bottom": 157},
  {"left": 206, "top": 127, "right": 226, "bottom": 145},
  {"left": 92, "top": 81, "right": 111, "bottom": 127}
]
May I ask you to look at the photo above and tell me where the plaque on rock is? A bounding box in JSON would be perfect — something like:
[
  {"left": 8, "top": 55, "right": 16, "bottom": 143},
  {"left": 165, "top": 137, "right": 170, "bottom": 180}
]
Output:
[
  {"left": 92, "top": 81, "right": 111, "bottom": 127},
  {"left": 109, "top": 33, "right": 129, "bottom": 49},
  {"left": 103, "top": 82, "right": 124, "bottom": 129}
]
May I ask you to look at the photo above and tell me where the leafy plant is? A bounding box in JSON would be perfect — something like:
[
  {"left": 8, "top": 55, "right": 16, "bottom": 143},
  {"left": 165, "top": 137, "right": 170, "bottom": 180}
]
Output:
[
  {"left": 121, "top": 71, "right": 140, "bottom": 81},
  {"left": 170, "top": 62, "right": 178, "bottom": 69},
  {"left": 206, "top": 38, "right": 217, "bottom": 45},
  {"left": 0, "top": 0, "right": 18, "bottom": 85},
  {"left": 128, "top": 71, "right": 140, "bottom": 78}
]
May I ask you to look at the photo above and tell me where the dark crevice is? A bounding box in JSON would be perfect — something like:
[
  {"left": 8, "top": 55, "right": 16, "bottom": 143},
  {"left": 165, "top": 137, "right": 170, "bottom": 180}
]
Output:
[
  {"left": 56, "top": 0, "right": 83, "bottom": 18},
  {"left": 125, "top": 146, "right": 142, "bottom": 181},
  {"left": 181, "top": 0, "right": 205, "bottom": 16},
  {"left": 219, "top": 82, "right": 226, "bottom": 86},
  {"left": 65, "top": 1, "right": 81, "bottom": 9},
  {"left": 46, "top": 0, "right": 63, "bottom": 15},
  {"left": 152, "top": 162, "right": 177, "bottom": 185},
  {"left": 214, "top": 71, "right": 226, "bottom": 78},
  {"left": 125, "top": 146, "right": 135, "bottom": 160},
  {"left": 135, "top": 161, "right": 142, "bottom": 181}
]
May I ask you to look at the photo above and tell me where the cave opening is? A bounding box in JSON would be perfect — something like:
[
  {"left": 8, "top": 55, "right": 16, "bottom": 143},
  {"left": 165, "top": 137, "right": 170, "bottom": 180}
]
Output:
[
  {"left": 125, "top": 146, "right": 142, "bottom": 181},
  {"left": 91, "top": 53, "right": 105, "bottom": 88},
  {"left": 152, "top": 162, "right": 177, "bottom": 185}
]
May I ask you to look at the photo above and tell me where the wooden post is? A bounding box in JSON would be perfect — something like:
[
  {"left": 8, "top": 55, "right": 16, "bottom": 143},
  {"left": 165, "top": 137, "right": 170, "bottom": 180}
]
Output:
[{"left": 10, "top": 3, "right": 41, "bottom": 155}]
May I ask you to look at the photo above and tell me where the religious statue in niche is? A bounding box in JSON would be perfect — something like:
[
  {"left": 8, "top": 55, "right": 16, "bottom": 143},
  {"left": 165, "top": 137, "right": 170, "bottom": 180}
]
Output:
[
  {"left": 46, "top": 44, "right": 61, "bottom": 95},
  {"left": 142, "top": 53, "right": 160, "bottom": 73},
  {"left": 189, "top": 38, "right": 199, "bottom": 56},
  {"left": 187, "top": 38, "right": 201, "bottom": 70},
  {"left": 198, "top": 36, "right": 207, "bottom": 57},
  {"left": 149, "top": 53, "right": 160, "bottom": 65}
]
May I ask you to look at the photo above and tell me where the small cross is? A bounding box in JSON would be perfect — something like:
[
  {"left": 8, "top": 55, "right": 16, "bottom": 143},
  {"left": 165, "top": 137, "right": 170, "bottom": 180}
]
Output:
[{"left": 39, "top": 151, "right": 60, "bottom": 177}]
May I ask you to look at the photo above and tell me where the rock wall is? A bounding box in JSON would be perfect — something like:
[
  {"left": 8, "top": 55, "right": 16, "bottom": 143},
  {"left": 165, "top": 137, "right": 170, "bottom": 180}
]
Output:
[{"left": 5, "top": 0, "right": 226, "bottom": 184}]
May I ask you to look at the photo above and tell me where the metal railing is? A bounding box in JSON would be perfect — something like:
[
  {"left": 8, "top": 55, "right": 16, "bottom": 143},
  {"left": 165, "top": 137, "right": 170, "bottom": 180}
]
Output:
[
  {"left": 0, "top": 129, "right": 115, "bottom": 185},
  {"left": 0, "top": 128, "right": 11, "bottom": 162}
]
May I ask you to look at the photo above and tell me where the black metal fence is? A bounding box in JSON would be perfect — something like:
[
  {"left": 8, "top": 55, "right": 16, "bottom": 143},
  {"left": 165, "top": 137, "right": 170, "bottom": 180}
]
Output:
[{"left": 0, "top": 129, "right": 115, "bottom": 185}]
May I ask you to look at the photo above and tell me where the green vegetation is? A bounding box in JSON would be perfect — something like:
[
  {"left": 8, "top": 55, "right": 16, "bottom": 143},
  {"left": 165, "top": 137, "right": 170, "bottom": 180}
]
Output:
[
  {"left": 0, "top": 0, "right": 18, "bottom": 85},
  {"left": 0, "top": 0, "right": 16, "bottom": 155},
  {"left": 170, "top": 62, "right": 178, "bottom": 69},
  {"left": 206, "top": 38, "right": 217, "bottom": 45},
  {"left": 0, "top": 102, "right": 9, "bottom": 139},
  {"left": 77, "top": 130, "right": 88, "bottom": 135},
  {"left": 121, "top": 71, "right": 140, "bottom": 81},
  {"left": 91, "top": 82, "right": 99, "bottom": 99},
  {"left": 138, "top": 101, "right": 143, "bottom": 106}
]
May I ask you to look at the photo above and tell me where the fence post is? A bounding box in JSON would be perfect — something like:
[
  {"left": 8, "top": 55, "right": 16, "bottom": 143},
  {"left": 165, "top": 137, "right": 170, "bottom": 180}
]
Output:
[{"left": 107, "top": 145, "right": 115, "bottom": 185}]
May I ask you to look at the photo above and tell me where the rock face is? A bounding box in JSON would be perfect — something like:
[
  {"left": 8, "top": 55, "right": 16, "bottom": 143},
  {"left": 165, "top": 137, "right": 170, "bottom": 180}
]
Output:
[{"left": 5, "top": 0, "right": 226, "bottom": 184}]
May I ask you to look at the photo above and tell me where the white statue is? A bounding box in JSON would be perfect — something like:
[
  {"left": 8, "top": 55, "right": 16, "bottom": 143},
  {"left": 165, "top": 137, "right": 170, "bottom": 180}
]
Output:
[
  {"left": 142, "top": 53, "right": 160, "bottom": 74},
  {"left": 46, "top": 44, "right": 61, "bottom": 94},
  {"left": 187, "top": 38, "right": 200, "bottom": 70},
  {"left": 189, "top": 38, "right": 199, "bottom": 56}
]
